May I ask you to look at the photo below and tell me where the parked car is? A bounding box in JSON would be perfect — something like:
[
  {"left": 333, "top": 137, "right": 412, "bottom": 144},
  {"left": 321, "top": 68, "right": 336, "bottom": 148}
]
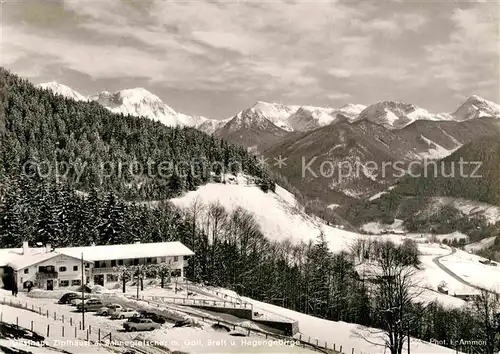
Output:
[
  {"left": 96, "top": 304, "right": 123, "bottom": 316},
  {"left": 70, "top": 295, "right": 95, "bottom": 306},
  {"left": 58, "top": 293, "right": 79, "bottom": 304},
  {"left": 111, "top": 308, "right": 139, "bottom": 320},
  {"left": 123, "top": 317, "right": 161, "bottom": 331},
  {"left": 77, "top": 298, "right": 104, "bottom": 312},
  {"left": 138, "top": 311, "right": 167, "bottom": 324}
]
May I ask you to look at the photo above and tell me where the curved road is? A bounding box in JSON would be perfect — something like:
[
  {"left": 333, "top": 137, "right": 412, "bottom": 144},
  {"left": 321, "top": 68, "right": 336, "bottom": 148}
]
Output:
[{"left": 432, "top": 247, "right": 497, "bottom": 295}]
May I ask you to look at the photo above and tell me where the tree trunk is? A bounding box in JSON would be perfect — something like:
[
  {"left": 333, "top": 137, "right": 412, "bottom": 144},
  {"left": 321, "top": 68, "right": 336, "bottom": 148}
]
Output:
[
  {"left": 122, "top": 279, "right": 126, "bottom": 293},
  {"left": 140, "top": 277, "right": 144, "bottom": 291},
  {"left": 161, "top": 276, "right": 164, "bottom": 289}
]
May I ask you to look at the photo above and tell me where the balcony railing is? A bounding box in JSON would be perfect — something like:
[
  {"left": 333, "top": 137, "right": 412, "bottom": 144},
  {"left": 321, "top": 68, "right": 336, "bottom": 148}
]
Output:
[{"left": 36, "top": 272, "right": 58, "bottom": 280}]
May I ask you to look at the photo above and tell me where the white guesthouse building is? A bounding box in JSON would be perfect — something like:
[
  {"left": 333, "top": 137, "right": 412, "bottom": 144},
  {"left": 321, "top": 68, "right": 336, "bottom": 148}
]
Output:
[{"left": 0, "top": 241, "right": 194, "bottom": 292}]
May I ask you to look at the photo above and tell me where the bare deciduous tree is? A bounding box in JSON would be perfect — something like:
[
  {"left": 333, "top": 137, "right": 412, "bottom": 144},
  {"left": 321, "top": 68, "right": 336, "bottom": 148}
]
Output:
[
  {"left": 356, "top": 241, "right": 423, "bottom": 354},
  {"left": 470, "top": 290, "right": 500, "bottom": 354}
]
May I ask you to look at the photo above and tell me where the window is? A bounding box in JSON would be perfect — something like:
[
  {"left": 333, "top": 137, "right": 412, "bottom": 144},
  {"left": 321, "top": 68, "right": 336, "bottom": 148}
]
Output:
[
  {"left": 95, "top": 261, "right": 100, "bottom": 268},
  {"left": 24, "top": 269, "right": 29, "bottom": 274},
  {"left": 118, "top": 260, "right": 123, "bottom": 266},
  {"left": 111, "top": 260, "right": 116, "bottom": 267},
  {"left": 106, "top": 274, "right": 119, "bottom": 282},
  {"left": 133, "top": 259, "right": 139, "bottom": 265},
  {"left": 59, "top": 266, "right": 67, "bottom": 272},
  {"left": 85, "top": 263, "right": 90, "bottom": 268},
  {"left": 73, "top": 265, "right": 78, "bottom": 272},
  {"left": 38, "top": 266, "right": 46, "bottom": 273},
  {"left": 160, "top": 257, "right": 166, "bottom": 263},
  {"left": 59, "top": 280, "right": 69, "bottom": 287},
  {"left": 146, "top": 258, "right": 152, "bottom": 264},
  {"left": 174, "top": 256, "right": 178, "bottom": 262},
  {"left": 46, "top": 266, "right": 55, "bottom": 272},
  {"left": 71, "top": 279, "right": 81, "bottom": 286}
]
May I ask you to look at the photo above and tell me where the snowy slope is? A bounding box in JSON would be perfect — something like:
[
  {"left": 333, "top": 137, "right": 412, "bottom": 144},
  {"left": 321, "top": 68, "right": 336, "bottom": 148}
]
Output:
[
  {"left": 170, "top": 182, "right": 366, "bottom": 251},
  {"left": 36, "top": 82, "right": 88, "bottom": 101}
]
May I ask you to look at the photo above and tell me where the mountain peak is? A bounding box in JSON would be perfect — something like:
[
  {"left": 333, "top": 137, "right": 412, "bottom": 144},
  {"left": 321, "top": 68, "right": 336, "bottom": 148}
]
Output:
[
  {"left": 37, "top": 82, "right": 87, "bottom": 101},
  {"left": 356, "top": 100, "right": 436, "bottom": 129},
  {"left": 452, "top": 95, "right": 500, "bottom": 121},
  {"left": 114, "top": 87, "right": 163, "bottom": 104},
  {"left": 247, "top": 102, "right": 299, "bottom": 131}
]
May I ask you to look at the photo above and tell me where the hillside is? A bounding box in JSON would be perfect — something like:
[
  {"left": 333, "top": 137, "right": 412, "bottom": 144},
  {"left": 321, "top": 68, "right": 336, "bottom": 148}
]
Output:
[
  {"left": 264, "top": 117, "right": 500, "bottom": 204},
  {"left": 395, "top": 135, "right": 500, "bottom": 205},
  {"left": 1, "top": 69, "right": 269, "bottom": 201}
]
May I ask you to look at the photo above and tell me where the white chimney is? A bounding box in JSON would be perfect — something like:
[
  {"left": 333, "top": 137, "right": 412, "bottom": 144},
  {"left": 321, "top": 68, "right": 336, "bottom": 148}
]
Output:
[
  {"left": 22, "top": 241, "right": 29, "bottom": 255},
  {"left": 46, "top": 243, "right": 52, "bottom": 253}
]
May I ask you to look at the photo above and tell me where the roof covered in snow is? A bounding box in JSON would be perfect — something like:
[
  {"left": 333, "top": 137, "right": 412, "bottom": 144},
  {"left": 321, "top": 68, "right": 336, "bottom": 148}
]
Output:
[
  {"left": 0, "top": 247, "right": 93, "bottom": 270},
  {"left": 56, "top": 241, "right": 194, "bottom": 261}
]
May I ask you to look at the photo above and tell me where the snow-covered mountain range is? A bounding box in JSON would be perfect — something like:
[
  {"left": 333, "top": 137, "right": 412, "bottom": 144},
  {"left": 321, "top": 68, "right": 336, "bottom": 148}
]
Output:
[
  {"left": 36, "top": 82, "right": 500, "bottom": 138},
  {"left": 37, "top": 82, "right": 220, "bottom": 133}
]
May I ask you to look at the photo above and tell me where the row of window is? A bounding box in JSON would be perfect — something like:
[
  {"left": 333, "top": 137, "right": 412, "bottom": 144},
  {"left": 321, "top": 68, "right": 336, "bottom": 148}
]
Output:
[
  {"left": 59, "top": 279, "right": 81, "bottom": 287},
  {"left": 28, "top": 265, "right": 80, "bottom": 274},
  {"left": 94, "top": 256, "right": 178, "bottom": 268},
  {"left": 25, "top": 257, "right": 182, "bottom": 274}
]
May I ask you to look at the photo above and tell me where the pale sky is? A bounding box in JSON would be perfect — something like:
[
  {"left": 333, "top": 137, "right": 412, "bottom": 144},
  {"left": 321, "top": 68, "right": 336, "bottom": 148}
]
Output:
[{"left": 2, "top": 0, "right": 499, "bottom": 119}]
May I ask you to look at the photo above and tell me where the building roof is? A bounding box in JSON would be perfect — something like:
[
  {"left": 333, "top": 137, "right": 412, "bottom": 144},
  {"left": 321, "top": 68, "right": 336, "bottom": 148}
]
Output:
[
  {"left": 56, "top": 241, "right": 194, "bottom": 262},
  {"left": 0, "top": 248, "right": 93, "bottom": 270}
]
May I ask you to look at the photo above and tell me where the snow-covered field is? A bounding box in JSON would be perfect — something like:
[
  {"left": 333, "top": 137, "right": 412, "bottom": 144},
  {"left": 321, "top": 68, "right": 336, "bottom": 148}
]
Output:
[
  {"left": 0, "top": 290, "right": 317, "bottom": 354},
  {"left": 241, "top": 297, "right": 459, "bottom": 354}
]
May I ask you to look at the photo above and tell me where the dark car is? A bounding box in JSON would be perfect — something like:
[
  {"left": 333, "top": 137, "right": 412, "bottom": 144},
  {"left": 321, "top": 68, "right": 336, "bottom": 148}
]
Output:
[
  {"left": 139, "top": 311, "right": 167, "bottom": 324},
  {"left": 77, "top": 298, "right": 104, "bottom": 312},
  {"left": 58, "top": 292, "right": 80, "bottom": 304}
]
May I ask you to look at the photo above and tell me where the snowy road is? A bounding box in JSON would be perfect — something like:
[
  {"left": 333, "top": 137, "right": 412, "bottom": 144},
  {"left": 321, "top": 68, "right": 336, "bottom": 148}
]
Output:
[{"left": 432, "top": 247, "right": 497, "bottom": 294}]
